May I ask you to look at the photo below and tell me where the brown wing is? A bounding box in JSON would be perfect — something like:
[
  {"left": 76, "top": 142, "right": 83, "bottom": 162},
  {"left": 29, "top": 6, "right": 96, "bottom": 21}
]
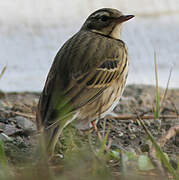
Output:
[
  {"left": 37, "top": 30, "right": 127, "bottom": 128},
  {"left": 86, "top": 60, "right": 120, "bottom": 88},
  {"left": 67, "top": 57, "right": 127, "bottom": 112}
]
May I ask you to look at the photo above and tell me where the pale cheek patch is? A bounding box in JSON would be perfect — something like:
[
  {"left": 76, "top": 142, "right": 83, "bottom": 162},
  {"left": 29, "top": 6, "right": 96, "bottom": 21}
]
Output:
[{"left": 110, "top": 24, "right": 122, "bottom": 39}]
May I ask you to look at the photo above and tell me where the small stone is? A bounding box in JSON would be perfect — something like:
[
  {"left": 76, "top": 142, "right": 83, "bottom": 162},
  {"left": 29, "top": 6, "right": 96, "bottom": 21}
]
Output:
[
  {"left": 110, "top": 143, "right": 121, "bottom": 150},
  {"left": 140, "top": 143, "right": 150, "bottom": 152},
  {"left": 0, "top": 133, "right": 12, "bottom": 142},
  {"left": 8, "top": 117, "right": 17, "bottom": 123},
  {"left": 129, "top": 134, "right": 136, "bottom": 140},
  {"left": 55, "top": 154, "right": 64, "bottom": 159},
  {"left": 15, "top": 116, "right": 36, "bottom": 135},
  {"left": 118, "top": 132, "right": 124, "bottom": 137},
  {"left": 0, "top": 117, "right": 7, "bottom": 123},
  {"left": 0, "top": 122, "right": 5, "bottom": 131},
  {"left": 4, "top": 124, "right": 22, "bottom": 136}
]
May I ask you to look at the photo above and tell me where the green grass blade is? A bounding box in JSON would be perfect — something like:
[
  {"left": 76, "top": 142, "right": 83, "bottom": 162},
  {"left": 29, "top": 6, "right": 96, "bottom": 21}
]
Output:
[
  {"left": 0, "top": 140, "right": 7, "bottom": 167},
  {"left": 0, "top": 140, "right": 9, "bottom": 179},
  {"left": 137, "top": 116, "right": 179, "bottom": 179},
  {"left": 154, "top": 52, "right": 160, "bottom": 119}
]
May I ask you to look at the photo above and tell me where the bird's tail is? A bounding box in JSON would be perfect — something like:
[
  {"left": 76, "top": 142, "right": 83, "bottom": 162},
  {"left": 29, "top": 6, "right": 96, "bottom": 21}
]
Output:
[
  {"left": 37, "top": 114, "right": 74, "bottom": 158},
  {"left": 36, "top": 90, "right": 75, "bottom": 158},
  {"left": 45, "top": 125, "right": 62, "bottom": 157}
]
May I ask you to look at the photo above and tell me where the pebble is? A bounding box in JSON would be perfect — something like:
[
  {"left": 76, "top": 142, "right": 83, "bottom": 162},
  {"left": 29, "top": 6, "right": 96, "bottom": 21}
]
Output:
[
  {"left": 0, "top": 133, "right": 12, "bottom": 142},
  {"left": 0, "top": 117, "right": 7, "bottom": 123},
  {"left": 4, "top": 124, "right": 21, "bottom": 136},
  {"left": 0, "top": 122, "right": 5, "bottom": 131},
  {"left": 15, "top": 116, "right": 36, "bottom": 135}
]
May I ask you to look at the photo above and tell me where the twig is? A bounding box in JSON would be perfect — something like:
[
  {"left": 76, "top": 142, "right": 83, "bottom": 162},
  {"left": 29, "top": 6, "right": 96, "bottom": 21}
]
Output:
[
  {"left": 106, "top": 114, "right": 178, "bottom": 121},
  {"left": 12, "top": 111, "right": 36, "bottom": 119},
  {"left": 157, "top": 125, "right": 179, "bottom": 147}
]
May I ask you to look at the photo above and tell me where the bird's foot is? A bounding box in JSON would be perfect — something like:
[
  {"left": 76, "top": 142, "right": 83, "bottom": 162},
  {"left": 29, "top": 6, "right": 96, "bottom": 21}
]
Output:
[
  {"left": 91, "top": 120, "right": 112, "bottom": 152},
  {"left": 91, "top": 120, "right": 103, "bottom": 142}
]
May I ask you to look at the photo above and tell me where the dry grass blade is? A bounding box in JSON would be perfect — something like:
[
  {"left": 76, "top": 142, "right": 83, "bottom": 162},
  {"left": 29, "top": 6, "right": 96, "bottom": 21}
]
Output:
[
  {"left": 160, "top": 66, "right": 173, "bottom": 112},
  {"left": 0, "top": 66, "right": 6, "bottom": 80},
  {"left": 136, "top": 114, "right": 179, "bottom": 180},
  {"left": 157, "top": 125, "right": 179, "bottom": 147},
  {"left": 169, "top": 100, "right": 179, "bottom": 116}
]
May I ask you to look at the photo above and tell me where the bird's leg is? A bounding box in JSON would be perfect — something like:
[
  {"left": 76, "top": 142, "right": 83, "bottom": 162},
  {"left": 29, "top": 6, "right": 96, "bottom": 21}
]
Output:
[
  {"left": 91, "top": 120, "right": 98, "bottom": 131},
  {"left": 91, "top": 120, "right": 112, "bottom": 152},
  {"left": 91, "top": 120, "right": 103, "bottom": 142}
]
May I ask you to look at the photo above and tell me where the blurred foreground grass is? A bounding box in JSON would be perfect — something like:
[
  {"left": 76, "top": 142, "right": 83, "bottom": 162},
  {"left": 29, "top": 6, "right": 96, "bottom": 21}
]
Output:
[{"left": 0, "top": 122, "right": 179, "bottom": 180}]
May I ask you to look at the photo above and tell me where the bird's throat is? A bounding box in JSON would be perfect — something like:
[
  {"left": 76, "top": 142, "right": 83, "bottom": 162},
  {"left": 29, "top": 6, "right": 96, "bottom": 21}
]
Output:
[{"left": 109, "top": 24, "right": 122, "bottom": 40}]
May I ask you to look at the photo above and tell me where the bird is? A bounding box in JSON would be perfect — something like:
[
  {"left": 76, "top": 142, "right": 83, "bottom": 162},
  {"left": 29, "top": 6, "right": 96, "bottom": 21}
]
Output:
[{"left": 36, "top": 8, "right": 134, "bottom": 157}]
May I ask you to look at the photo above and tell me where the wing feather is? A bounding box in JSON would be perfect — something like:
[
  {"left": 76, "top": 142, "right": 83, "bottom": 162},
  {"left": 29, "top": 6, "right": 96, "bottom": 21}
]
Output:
[{"left": 85, "top": 59, "right": 120, "bottom": 88}]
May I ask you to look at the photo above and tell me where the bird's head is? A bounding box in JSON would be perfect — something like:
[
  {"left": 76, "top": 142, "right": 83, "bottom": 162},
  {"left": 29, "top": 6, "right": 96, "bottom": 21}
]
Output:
[{"left": 81, "top": 8, "right": 134, "bottom": 40}]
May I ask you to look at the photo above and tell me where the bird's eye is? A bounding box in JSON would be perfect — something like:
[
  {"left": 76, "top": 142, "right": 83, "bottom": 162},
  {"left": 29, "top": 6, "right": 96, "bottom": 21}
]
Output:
[{"left": 100, "top": 15, "right": 108, "bottom": 22}]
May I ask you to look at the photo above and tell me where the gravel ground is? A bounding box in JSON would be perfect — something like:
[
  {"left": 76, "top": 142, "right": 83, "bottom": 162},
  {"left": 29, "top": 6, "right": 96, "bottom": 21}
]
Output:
[{"left": 0, "top": 84, "right": 178, "bottom": 165}]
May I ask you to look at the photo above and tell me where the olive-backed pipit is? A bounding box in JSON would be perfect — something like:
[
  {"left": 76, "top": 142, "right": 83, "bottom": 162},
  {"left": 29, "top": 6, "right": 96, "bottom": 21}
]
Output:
[{"left": 36, "top": 8, "right": 134, "bottom": 157}]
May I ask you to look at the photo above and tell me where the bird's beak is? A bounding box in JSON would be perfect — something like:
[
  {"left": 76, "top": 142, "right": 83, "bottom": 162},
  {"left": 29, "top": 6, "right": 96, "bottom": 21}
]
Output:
[{"left": 116, "top": 15, "right": 135, "bottom": 23}]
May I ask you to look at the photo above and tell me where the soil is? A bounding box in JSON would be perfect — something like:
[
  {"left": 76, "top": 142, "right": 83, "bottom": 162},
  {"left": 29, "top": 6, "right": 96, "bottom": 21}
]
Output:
[{"left": 0, "top": 84, "right": 179, "bottom": 165}]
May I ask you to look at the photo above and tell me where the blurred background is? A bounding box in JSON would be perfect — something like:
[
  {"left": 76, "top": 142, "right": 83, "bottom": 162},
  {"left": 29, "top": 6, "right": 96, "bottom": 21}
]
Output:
[{"left": 0, "top": 0, "right": 179, "bottom": 92}]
